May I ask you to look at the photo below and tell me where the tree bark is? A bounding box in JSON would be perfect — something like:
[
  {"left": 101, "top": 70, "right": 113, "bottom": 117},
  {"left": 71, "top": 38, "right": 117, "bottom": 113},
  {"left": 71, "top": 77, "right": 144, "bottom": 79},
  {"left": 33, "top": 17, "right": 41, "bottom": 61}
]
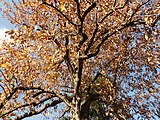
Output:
[
  {"left": 70, "top": 96, "right": 81, "bottom": 120},
  {"left": 70, "top": 92, "right": 100, "bottom": 120},
  {"left": 70, "top": 97, "right": 90, "bottom": 120},
  {"left": 80, "top": 98, "right": 90, "bottom": 120}
]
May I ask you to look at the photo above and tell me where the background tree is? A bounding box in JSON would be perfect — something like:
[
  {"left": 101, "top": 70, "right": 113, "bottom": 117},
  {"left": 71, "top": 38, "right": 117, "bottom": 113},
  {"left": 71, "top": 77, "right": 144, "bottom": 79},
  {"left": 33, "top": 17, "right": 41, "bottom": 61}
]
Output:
[{"left": 0, "top": 0, "right": 159, "bottom": 119}]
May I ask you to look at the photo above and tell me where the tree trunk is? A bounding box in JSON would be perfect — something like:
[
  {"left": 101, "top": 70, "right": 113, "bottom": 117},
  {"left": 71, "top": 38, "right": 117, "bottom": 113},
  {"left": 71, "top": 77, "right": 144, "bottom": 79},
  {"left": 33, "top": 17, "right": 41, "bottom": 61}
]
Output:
[
  {"left": 70, "top": 96, "right": 91, "bottom": 120},
  {"left": 70, "top": 96, "right": 81, "bottom": 120},
  {"left": 80, "top": 98, "right": 90, "bottom": 120},
  {"left": 70, "top": 92, "right": 100, "bottom": 119},
  {"left": 70, "top": 97, "right": 90, "bottom": 120}
]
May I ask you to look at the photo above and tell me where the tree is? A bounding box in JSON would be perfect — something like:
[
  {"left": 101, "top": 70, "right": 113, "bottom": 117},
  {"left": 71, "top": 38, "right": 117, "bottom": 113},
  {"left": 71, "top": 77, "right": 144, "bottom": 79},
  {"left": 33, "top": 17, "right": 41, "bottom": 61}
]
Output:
[{"left": 0, "top": 0, "right": 159, "bottom": 119}]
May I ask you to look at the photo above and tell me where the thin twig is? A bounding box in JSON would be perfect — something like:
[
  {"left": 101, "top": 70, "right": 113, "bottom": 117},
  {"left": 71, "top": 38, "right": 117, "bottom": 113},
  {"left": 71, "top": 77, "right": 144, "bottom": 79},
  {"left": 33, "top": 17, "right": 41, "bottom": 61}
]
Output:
[{"left": 43, "top": 2, "right": 77, "bottom": 26}]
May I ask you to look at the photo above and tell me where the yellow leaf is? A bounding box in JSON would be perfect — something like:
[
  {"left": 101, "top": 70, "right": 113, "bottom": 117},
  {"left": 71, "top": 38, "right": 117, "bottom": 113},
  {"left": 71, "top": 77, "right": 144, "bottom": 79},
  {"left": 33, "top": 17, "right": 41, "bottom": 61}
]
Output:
[
  {"left": 22, "top": 25, "right": 27, "bottom": 29},
  {"left": 147, "top": 57, "right": 152, "bottom": 62},
  {"left": 144, "top": 16, "right": 150, "bottom": 25},
  {"left": 60, "top": 1, "right": 65, "bottom": 4},
  {"left": 1, "top": 63, "right": 8, "bottom": 68},
  {"left": 60, "top": 5, "right": 65, "bottom": 11},
  {"left": 55, "top": 49, "right": 59, "bottom": 54}
]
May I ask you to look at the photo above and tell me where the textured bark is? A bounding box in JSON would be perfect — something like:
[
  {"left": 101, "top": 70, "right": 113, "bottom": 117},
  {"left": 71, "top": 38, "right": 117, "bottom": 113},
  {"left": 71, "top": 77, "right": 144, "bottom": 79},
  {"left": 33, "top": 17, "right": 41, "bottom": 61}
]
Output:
[
  {"left": 70, "top": 92, "right": 100, "bottom": 120},
  {"left": 70, "top": 96, "right": 81, "bottom": 120},
  {"left": 70, "top": 98, "right": 90, "bottom": 120},
  {"left": 80, "top": 98, "right": 90, "bottom": 120}
]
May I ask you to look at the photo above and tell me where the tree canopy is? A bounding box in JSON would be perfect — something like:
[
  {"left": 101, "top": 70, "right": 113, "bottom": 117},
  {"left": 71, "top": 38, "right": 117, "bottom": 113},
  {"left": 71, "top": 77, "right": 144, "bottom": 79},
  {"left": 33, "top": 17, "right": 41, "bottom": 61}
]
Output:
[{"left": 0, "top": 0, "right": 159, "bottom": 119}]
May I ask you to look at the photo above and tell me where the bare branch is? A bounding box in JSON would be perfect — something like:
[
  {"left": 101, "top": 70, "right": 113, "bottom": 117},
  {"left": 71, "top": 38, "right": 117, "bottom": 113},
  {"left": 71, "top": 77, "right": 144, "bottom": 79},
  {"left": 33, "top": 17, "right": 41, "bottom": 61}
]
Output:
[
  {"left": 0, "top": 84, "right": 6, "bottom": 95},
  {"left": 43, "top": 2, "right": 77, "bottom": 26},
  {"left": 0, "top": 96, "right": 54, "bottom": 118},
  {"left": 74, "top": 0, "right": 81, "bottom": 20},
  {"left": 85, "top": 23, "right": 98, "bottom": 54},
  {"left": 0, "top": 86, "right": 20, "bottom": 109},
  {"left": 81, "top": 20, "right": 145, "bottom": 60},
  {"left": 129, "top": 0, "right": 150, "bottom": 21},
  {"left": 100, "top": 10, "right": 113, "bottom": 23},
  {"left": 76, "top": 59, "right": 83, "bottom": 95},
  {"left": 77, "top": 2, "right": 96, "bottom": 34},
  {"left": 18, "top": 86, "right": 72, "bottom": 107},
  {"left": 0, "top": 69, "right": 9, "bottom": 82},
  {"left": 100, "top": 0, "right": 129, "bottom": 23},
  {"left": 0, "top": 86, "right": 71, "bottom": 111},
  {"left": 113, "top": 0, "right": 117, "bottom": 7},
  {"left": 81, "top": 2, "right": 96, "bottom": 23},
  {"left": 59, "top": 106, "right": 70, "bottom": 119},
  {"left": 64, "top": 36, "right": 75, "bottom": 74},
  {"left": 78, "top": 33, "right": 88, "bottom": 51},
  {"left": 16, "top": 99, "right": 62, "bottom": 120}
]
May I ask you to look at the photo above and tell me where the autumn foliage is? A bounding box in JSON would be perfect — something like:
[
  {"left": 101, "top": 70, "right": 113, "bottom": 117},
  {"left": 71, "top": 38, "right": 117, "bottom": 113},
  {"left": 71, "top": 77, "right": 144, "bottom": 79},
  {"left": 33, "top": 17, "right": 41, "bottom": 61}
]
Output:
[{"left": 0, "top": 0, "right": 159, "bottom": 119}]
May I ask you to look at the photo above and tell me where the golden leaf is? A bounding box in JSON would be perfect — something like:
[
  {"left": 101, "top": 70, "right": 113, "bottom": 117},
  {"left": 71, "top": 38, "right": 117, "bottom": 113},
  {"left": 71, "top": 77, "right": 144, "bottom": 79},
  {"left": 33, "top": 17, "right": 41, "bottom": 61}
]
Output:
[
  {"left": 55, "top": 49, "right": 59, "bottom": 55},
  {"left": 22, "top": 25, "right": 27, "bottom": 29},
  {"left": 147, "top": 57, "right": 152, "bottom": 62},
  {"left": 1, "top": 63, "right": 9, "bottom": 68},
  {"left": 60, "top": 5, "right": 65, "bottom": 11},
  {"left": 6, "top": 29, "right": 14, "bottom": 35},
  {"left": 144, "top": 16, "right": 150, "bottom": 25}
]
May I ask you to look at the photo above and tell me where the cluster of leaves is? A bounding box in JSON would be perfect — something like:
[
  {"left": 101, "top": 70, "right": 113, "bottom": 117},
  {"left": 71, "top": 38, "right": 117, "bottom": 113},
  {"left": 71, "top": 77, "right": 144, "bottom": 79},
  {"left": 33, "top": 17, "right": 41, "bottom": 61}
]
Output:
[{"left": 0, "top": 0, "right": 159, "bottom": 119}]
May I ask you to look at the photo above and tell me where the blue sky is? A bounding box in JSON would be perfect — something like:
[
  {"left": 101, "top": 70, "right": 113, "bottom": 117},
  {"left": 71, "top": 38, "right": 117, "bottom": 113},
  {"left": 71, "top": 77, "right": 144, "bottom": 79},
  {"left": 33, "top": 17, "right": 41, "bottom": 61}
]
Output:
[
  {"left": 0, "top": 1, "right": 14, "bottom": 29},
  {"left": 0, "top": 1, "right": 159, "bottom": 120},
  {"left": 0, "top": 3, "right": 13, "bottom": 45}
]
